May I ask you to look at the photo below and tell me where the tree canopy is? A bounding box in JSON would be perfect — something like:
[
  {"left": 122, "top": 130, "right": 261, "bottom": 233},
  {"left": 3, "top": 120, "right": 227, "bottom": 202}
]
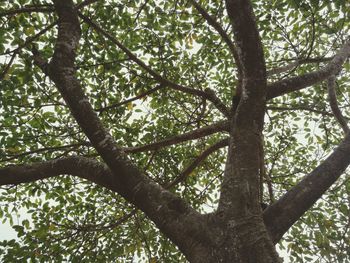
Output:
[{"left": 0, "top": 0, "right": 350, "bottom": 262}]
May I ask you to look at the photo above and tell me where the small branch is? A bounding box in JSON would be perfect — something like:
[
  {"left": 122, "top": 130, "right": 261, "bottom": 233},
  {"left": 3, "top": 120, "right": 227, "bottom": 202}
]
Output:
[
  {"left": 327, "top": 76, "right": 350, "bottom": 135},
  {"left": 0, "top": 52, "right": 17, "bottom": 81},
  {"left": 125, "top": 120, "right": 229, "bottom": 153},
  {"left": 166, "top": 138, "right": 229, "bottom": 188},
  {"left": 5, "top": 21, "right": 57, "bottom": 55},
  {"left": 78, "top": 12, "right": 230, "bottom": 116},
  {"left": 267, "top": 105, "right": 348, "bottom": 119},
  {"left": 96, "top": 84, "right": 163, "bottom": 113},
  {"left": 75, "top": 0, "right": 99, "bottom": 9},
  {"left": 1, "top": 142, "right": 90, "bottom": 163},
  {"left": 189, "top": 0, "right": 242, "bottom": 81},
  {"left": 133, "top": 0, "right": 151, "bottom": 22},
  {"left": 0, "top": 5, "right": 54, "bottom": 17},
  {"left": 267, "top": 57, "right": 333, "bottom": 77}
]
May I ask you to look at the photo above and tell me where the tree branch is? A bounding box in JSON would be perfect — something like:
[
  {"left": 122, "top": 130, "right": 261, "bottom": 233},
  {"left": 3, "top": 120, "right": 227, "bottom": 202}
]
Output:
[
  {"left": 266, "top": 105, "right": 348, "bottom": 119},
  {"left": 95, "top": 84, "right": 164, "bottom": 113},
  {"left": 0, "top": 156, "right": 111, "bottom": 187},
  {"left": 1, "top": 121, "right": 228, "bottom": 162},
  {"left": 267, "top": 40, "right": 350, "bottom": 99},
  {"left": 125, "top": 120, "right": 229, "bottom": 153},
  {"left": 327, "top": 76, "right": 349, "bottom": 135},
  {"left": 29, "top": 1, "right": 211, "bottom": 259},
  {"left": 189, "top": 0, "right": 242, "bottom": 85},
  {"left": 264, "top": 134, "right": 350, "bottom": 243},
  {"left": 1, "top": 142, "right": 90, "bottom": 162},
  {"left": 0, "top": 5, "right": 54, "bottom": 17},
  {"left": 166, "top": 138, "right": 229, "bottom": 188},
  {"left": 78, "top": 12, "right": 230, "bottom": 117},
  {"left": 267, "top": 57, "right": 333, "bottom": 77}
]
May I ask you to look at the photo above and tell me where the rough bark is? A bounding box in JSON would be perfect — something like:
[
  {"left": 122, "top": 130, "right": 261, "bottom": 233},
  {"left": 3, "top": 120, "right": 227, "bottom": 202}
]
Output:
[
  {"left": 31, "top": 1, "right": 213, "bottom": 260},
  {"left": 215, "top": 0, "right": 281, "bottom": 261}
]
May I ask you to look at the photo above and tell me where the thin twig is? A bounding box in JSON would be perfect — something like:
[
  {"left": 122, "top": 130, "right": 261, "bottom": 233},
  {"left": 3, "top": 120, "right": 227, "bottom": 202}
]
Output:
[
  {"left": 78, "top": 12, "right": 230, "bottom": 116},
  {"left": 327, "top": 76, "right": 349, "bottom": 135},
  {"left": 165, "top": 138, "right": 229, "bottom": 188},
  {"left": 96, "top": 84, "right": 164, "bottom": 113}
]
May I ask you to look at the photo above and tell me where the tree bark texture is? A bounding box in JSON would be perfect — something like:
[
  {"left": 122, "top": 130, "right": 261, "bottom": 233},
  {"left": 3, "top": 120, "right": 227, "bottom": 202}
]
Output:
[{"left": 2, "top": 0, "right": 350, "bottom": 262}]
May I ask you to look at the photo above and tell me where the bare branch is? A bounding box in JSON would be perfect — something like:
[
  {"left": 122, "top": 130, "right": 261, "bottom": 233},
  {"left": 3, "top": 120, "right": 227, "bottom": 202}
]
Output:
[
  {"left": 0, "top": 142, "right": 90, "bottom": 163},
  {"left": 0, "top": 52, "right": 17, "bottom": 81},
  {"left": 0, "top": 156, "right": 112, "bottom": 186},
  {"left": 78, "top": 12, "right": 230, "bottom": 117},
  {"left": 264, "top": 134, "right": 350, "bottom": 243},
  {"left": 267, "top": 40, "right": 350, "bottom": 99},
  {"left": 267, "top": 57, "right": 333, "bottom": 77},
  {"left": 267, "top": 105, "right": 348, "bottom": 119},
  {"left": 96, "top": 84, "right": 164, "bottom": 113},
  {"left": 0, "top": 5, "right": 54, "bottom": 17},
  {"left": 166, "top": 138, "right": 229, "bottom": 188},
  {"left": 125, "top": 120, "right": 229, "bottom": 153},
  {"left": 189, "top": 0, "right": 242, "bottom": 81},
  {"left": 327, "top": 76, "right": 350, "bottom": 135}
]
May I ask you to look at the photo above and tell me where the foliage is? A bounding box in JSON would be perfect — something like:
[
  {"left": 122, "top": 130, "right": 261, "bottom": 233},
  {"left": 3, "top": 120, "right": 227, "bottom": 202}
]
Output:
[{"left": 0, "top": 0, "right": 350, "bottom": 261}]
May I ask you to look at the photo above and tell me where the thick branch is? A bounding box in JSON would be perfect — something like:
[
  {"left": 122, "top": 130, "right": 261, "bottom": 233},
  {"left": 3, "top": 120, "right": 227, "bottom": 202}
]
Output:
[
  {"left": 78, "top": 12, "right": 230, "bottom": 116},
  {"left": 216, "top": 2, "right": 280, "bottom": 260},
  {"left": 327, "top": 76, "right": 349, "bottom": 135},
  {"left": 0, "top": 156, "right": 111, "bottom": 187},
  {"left": 219, "top": 0, "right": 267, "bottom": 214},
  {"left": 264, "top": 134, "right": 350, "bottom": 243},
  {"left": 267, "top": 40, "right": 350, "bottom": 99},
  {"left": 29, "top": 1, "right": 211, "bottom": 259},
  {"left": 0, "top": 5, "right": 54, "bottom": 17}
]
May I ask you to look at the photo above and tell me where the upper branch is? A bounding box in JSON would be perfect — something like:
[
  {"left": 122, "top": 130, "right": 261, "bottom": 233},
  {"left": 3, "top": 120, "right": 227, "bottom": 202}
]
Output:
[
  {"left": 189, "top": 0, "right": 242, "bottom": 80},
  {"left": 0, "top": 5, "right": 54, "bottom": 17},
  {"left": 267, "top": 57, "right": 333, "bottom": 77},
  {"left": 225, "top": 0, "right": 266, "bottom": 86},
  {"left": 78, "top": 12, "right": 230, "bottom": 117},
  {"left": 267, "top": 39, "right": 350, "bottom": 100},
  {"left": 126, "top": 120, "right": 229, "bottom": 153},
  {"left": 166, "top": 138, "right": 229, "bottom": 188},
  {"left": 264, "top": 134, "right": 350, "bottom": 243},
  {"left": 327, "top": 76, "right": 350, "bottom": 135}
]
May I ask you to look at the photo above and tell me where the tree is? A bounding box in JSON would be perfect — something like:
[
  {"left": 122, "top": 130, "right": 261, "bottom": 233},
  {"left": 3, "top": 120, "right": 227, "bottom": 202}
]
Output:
[{"left": 0, "top": 0, "right": 349, "bottom": 261}]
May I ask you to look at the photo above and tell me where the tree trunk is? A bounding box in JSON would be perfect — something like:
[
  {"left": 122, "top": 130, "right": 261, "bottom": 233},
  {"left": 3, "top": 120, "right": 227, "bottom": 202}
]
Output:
[{"left": 184, "top": 217, "right": 282, "bottom": 263}]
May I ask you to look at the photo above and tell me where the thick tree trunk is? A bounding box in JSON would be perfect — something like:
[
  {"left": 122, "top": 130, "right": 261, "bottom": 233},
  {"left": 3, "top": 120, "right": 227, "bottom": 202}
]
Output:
[
  {"left": 183, "top": 215, "right": 282, "bottom": 263},
  {"left": 211, "top": 222, "right": 281, "bottom": 262}
]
